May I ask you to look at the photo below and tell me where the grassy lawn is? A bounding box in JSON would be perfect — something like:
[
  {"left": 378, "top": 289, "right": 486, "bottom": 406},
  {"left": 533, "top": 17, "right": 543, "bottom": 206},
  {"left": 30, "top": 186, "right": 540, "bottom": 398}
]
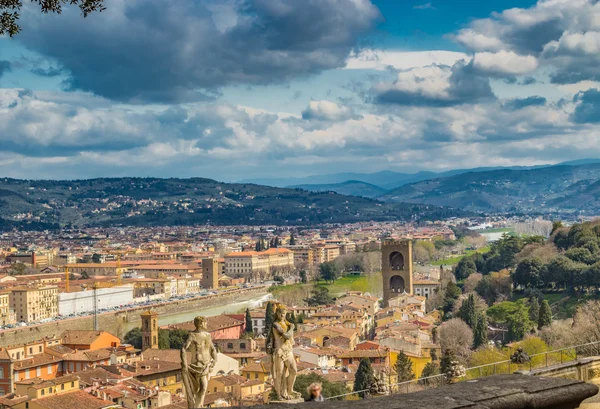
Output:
[
  {"left": 431, "top": 246, "right": 491, "bottom": 266},
  {"left": 269, "top": 272, "right": 383, "bottom": 300}
]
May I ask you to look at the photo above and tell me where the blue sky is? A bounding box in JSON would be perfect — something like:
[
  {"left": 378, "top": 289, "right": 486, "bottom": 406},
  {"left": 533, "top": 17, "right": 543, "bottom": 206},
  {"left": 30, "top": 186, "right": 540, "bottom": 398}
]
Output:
[{"left": 1, "top": 0, "right": 600, "bottom": 182}]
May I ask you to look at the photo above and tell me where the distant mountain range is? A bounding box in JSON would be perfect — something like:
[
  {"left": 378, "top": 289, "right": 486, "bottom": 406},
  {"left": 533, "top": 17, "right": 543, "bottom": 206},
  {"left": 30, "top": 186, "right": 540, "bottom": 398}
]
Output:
[
  {"left": 380, "top": 163, "right": 600, "bottom": 214},
  {"left": 241, "top": 159, "right": 600, "bottom": 195},
  {"left": 0, "top": 177, "right": 467, "bottom": 230}
]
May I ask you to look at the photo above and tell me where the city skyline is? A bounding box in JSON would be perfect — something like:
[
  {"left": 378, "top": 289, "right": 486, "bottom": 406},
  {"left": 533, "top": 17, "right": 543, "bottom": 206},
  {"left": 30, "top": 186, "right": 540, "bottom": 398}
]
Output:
[{"left": 1, "top": 0, "right": 600, "bottom": 181}]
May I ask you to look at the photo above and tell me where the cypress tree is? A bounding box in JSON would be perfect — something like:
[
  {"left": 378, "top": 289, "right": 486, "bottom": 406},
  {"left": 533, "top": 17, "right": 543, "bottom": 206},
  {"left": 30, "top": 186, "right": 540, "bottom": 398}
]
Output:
[
  {"left": 473, "top": 314, "right": 488, "bottom": 349},
  {"left": 289, "top": 233, "right": 296, "bottom": 246},
  {"left": 440, "top": 349, "right": 456, "bottom": 376},
  {"left": 538, "top": 299, "right": 552, "bottom": 329},
  {"left": 458, "top": 294, "right": 477, "bottom": 329},
  {"left": 528, "top": 297, "right": 540, "bottom": 325},
  {"left": 264, "top": 302, "right": 275, "bottom": 336},
  {"left": 245, "top": 308, "right": 253, "bottom": 334},
  {"left": 394, "top": 350, "right": 415, "bottom": 382},
  {"left": 353, "top": 358, "right": 375, "bottom": 399}
]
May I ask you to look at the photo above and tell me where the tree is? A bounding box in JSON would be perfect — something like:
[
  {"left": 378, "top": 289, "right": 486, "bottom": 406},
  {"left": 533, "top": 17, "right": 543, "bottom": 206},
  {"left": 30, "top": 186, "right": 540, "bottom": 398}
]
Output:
[
  {"left": 264, "top": 301, "right": 275, "bottom": 336},
  {"left": 528, "top": 297, "right": 540, "bottom": 324},
  {"left": 473, "top": 314, "right": 488, "bottom": 349},
  {"left": 394, "top": 351, "right": 415, "bottom": 382},
  {"left": 551, "top": 220, "right": 563, "bottom": 235},
  {"left": 158, "top": 329, "right": 170, "bottom": 349},
  {"left": 299, "top": 270, "right": 307, "bottom": 284},
  {"left": 463, "top": 273, "right": 483, "bottom": 293},
  {"left": 507, "top": 304, "right": 531, "bottom": 342},
  {"left": 91, "top": 253, "right": 102, "bottom": 263},
  {"left": 457, "top": 293, "right": 477, "bottom": 329},
  {"left": 124, "top": 327, "right": 142, "bottom": 349},
  {"left": 319, "top": 261, "right": 341, "bottom": 283},
  {"left": 1, "top": 0, "right": 106, "bottom": 37},
  {"left": 419, "top": 362, "right": 439, "bottom": 385},
  {"left": 538, "top": 299, "right": 552, "bottom": 329},
  {"left": 245, "top": 308, "right": 253, "bottom": 334},
  {"left": 353, "top": 358, "right": 375, "bottom": 399},
  {"left": 289, "top": 233, "right": 296, "bottom": 246},
  {"left": 439, "top": 318, "right": 473, "bottom": 362},
  {"left": 167, "top": 329, "right": 189, "bottom": 349},
  {"left": 80, "top": 271, "right": 90, "bottom": 279},
  {"left": 513, "top": 258, "right": 544, "bottom": 288},
  {"left": 304, "top": 287, "right": 334, "bottom": 306},
  {"left": 273, "top": 275, "right": 284, "bottom": 284},
  {"left": 442, "top": 281, "right": 462, "bottom": 318},
  {"left": 439, "top": 349, "right": 456, "bottom": 377},
  {"left": 454, "top": 257, "right": 477, "bottom": 281},
  {"left": 286, "top": 312, "right": 297, "bottom": 329}
]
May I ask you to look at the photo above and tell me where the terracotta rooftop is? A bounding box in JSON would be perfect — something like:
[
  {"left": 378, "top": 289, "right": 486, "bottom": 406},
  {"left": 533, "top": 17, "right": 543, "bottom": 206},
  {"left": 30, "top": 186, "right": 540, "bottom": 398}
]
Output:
[
  {"left": 61, "top": 330, "right": 115, "bottom": 347},
  {"left": 30, "top": 390, "right": 114, "bottom": 409}
]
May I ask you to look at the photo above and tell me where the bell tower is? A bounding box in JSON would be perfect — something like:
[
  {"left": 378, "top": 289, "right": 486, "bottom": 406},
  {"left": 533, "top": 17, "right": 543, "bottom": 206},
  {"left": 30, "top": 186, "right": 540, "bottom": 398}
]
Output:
[
  {"left": 141, "top": 310, "right": 159, "bottom": 350},
  {"left": 382, "top": 239, "right": 413, "bottom": 307}
]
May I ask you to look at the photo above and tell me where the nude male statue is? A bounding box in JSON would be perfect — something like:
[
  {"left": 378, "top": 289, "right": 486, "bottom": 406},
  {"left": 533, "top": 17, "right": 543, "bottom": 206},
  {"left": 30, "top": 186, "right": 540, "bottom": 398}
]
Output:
[
  {"left": 266, "top": 305, "right": 298, "bottom": 400},
  {"left": 181, "top": 316, "right": 218, "bottom": 409}
]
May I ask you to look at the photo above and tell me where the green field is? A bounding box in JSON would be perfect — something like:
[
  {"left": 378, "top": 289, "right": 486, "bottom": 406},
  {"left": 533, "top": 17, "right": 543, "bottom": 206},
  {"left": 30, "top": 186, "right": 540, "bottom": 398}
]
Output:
[
  {"left": 431, "top": 246, "right": 491, "bottom": 266},
  {"left": 269, "top": 272, "right": 383, "bottom": 302}
]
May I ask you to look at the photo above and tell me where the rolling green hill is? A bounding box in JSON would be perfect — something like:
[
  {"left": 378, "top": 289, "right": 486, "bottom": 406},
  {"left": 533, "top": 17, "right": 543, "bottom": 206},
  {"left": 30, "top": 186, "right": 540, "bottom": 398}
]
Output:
[
  {"left": 288, "top": 180, "right": 388, "bottom": 198},
  {"left": 378, "top": 164, "right": 600, "bottom": 214},
  {"left": 0, "top": 177, "right": 468, "bottom": 229}
]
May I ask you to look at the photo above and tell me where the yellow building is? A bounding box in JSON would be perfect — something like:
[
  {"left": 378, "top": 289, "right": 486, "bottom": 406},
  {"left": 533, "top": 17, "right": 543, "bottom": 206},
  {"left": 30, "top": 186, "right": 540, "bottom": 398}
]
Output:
[
  {"left": 240, "top": 362, "right": 270, "bottom": 383},
  {"left": 132, "top": 360, "right": 183, "bottom": 395},
  {"left": 389, "top": 349, "right": 431, "bottom": 379},
  {"left": 0, "top": 291, "right": 16, "bottom": 326},
  {"left": 224, "top": 248, "right": 294, "bottom": 278},
  {"left": 10, "top": 375, "right": 115, "bottom": 409},
  {"left": 10, "top": 286, "right": 58, "bottom": 323}
]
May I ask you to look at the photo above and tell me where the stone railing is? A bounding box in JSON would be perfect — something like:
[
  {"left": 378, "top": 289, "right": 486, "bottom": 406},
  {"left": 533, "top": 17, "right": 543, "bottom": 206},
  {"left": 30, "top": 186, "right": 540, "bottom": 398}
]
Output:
[{"left": 260, "top": 375, "right": 598, "bottom": 409}]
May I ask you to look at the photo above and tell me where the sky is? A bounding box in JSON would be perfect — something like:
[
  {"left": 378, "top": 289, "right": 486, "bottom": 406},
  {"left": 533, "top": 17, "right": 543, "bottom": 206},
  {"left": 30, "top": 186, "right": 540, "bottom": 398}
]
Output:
[{"left": 1, "top": 0, "right": 600, "bottom": 182}]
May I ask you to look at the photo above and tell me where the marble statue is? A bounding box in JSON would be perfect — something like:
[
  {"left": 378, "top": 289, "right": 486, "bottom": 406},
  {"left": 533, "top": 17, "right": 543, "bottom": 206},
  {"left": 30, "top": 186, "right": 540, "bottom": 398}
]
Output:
[
  {"left": 266, "top": 305, "right": 298, "bottom": 400},
  {"left": 181, "top": 316, "right": 218, "bottom": 409}
]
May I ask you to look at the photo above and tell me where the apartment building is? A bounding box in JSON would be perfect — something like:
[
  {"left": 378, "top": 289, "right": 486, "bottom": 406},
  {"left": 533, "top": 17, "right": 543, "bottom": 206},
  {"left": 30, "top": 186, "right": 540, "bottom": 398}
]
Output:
[
  {"left": 0, "top": 291, "right": 16, "bottom": 326},
  {"left": 10, "top": 286, "right": 59, "bottom": 323},
  {"left": 224, "top": 248, "right": 294, "bottom": 277}
]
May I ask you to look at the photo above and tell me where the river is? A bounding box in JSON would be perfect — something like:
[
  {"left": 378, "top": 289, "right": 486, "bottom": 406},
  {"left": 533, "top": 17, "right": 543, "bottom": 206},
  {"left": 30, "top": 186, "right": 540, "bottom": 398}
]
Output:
[{"left": 123, "top": 292, "right": 273, "bottom": 332}]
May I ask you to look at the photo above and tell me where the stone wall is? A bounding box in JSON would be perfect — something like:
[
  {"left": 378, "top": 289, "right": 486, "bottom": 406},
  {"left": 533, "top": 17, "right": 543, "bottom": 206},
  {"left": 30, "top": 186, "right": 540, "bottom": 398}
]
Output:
[
  {"left": 257, "top": 375, "right": 598, "bottom": 409},
  {"left": 0, "top": 287, "right": 267, "bottom": 347}
]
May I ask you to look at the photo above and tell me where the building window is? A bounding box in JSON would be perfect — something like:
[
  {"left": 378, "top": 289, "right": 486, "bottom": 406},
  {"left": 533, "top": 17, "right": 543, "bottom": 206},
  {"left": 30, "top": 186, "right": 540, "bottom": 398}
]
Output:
[
  {"left": 0, "top": 367, "right": 4, "bottom": 379},
  {"left": 29, "top": 347, "right": 33, "bottom": 354},
  {"left": 255, "top": 374, "right": 258, "bottom": 380},
  {"left": 71, "top": 382, "right": 75, "bottom": 387},
  {"left": 227, "top": 343, "right": 233, "bottom": 349},
  {"left": 37, "top": 367, "right": 41, "bottom": 377},
  {"left": 39, "top": 346, "right": 42, "bottom": 353},
  {"left": 41, "top": 389, "right": 45, "bottom": 396},
  {"left": 47, "top": 364, "right": 52, "bottom": 375},
  {"left": 61, "top": 384, "right": 64, "bottom": 390},
  {"left": 240, "top": 343, "right": 246, "bottom": 350}
]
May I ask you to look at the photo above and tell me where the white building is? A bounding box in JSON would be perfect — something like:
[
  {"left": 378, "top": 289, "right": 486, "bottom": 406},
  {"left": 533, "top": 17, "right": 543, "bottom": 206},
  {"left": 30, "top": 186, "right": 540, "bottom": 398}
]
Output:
[{"left": 58, "top": 284, "right": 134, "bottom": 315}]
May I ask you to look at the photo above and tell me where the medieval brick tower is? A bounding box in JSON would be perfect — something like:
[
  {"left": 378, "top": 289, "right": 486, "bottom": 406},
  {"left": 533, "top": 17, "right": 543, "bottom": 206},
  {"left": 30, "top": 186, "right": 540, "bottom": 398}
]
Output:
[
  {"left": 382, "top": 238, "right": 413, "bottom": 307},
  {"left": 141, "top": 310, "right": 159, "bottom": 350}
]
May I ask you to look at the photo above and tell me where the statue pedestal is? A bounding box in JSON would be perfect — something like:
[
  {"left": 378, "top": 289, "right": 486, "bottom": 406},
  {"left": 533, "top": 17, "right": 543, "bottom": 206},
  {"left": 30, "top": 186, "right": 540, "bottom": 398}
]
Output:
[{"left": 269, "top": 398, "right": 304, "bottom": 404}]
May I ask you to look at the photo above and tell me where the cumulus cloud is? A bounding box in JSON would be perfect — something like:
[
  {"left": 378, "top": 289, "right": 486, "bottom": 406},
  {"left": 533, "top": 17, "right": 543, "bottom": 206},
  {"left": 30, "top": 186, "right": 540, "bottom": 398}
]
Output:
[
  {"left": 571, "top": 88, "right": 600, "bottom": 124},
  {"left": 452, "top": 0, "right": 600, "bottom": 84},
  {"left": 17, "top": 0, "right": 381, "bottom": 102},
  {"left": 301, "top": 100, "right": 357, "bottom": 121},
  {"left": 471, "top": 51, "right": 538, "bottom": 76},
  {"left": 345, "top": 49, "right": 468, "bottom": 71},
  {"left": 373, "top": 61, "right": 495, "bottom": 106}
]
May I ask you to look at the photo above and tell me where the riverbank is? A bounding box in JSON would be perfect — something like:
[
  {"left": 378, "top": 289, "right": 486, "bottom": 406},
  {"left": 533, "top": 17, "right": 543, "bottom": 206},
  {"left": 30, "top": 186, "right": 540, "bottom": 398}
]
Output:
[{"left": 0, "top": 286, "right": 269, "bottom": 347}]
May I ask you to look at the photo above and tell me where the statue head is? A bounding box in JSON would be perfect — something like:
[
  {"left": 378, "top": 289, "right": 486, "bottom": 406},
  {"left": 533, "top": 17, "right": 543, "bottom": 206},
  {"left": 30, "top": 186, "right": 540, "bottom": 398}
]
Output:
[
  {"left": 194, "top": 316, "right": 207, "bottom": 330},
  {"left": 275, "top": 305, "right": 287, "bottom": 320}
]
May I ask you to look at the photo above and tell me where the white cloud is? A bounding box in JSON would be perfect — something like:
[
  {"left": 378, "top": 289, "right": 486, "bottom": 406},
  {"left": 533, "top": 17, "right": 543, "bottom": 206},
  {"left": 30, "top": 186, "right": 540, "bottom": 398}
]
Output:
[
  {"left": 345, "top": 49, "right": 468, "bottom": 70},
  {"left": 301, "top": 100, "right": 356, "bottom": 121},
  {"left": 472, "top": 51, "right": 538, "bottom": 75}
]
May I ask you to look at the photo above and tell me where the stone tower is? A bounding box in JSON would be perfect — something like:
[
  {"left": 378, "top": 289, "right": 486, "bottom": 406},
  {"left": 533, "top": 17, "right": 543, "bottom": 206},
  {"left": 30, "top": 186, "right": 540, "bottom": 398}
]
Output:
[
  {"left": 382, "top": 238, "right": 413, "bottom": 307},
  {"left": 141, "top": 310, "right": 159, "bottom": 350}
]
